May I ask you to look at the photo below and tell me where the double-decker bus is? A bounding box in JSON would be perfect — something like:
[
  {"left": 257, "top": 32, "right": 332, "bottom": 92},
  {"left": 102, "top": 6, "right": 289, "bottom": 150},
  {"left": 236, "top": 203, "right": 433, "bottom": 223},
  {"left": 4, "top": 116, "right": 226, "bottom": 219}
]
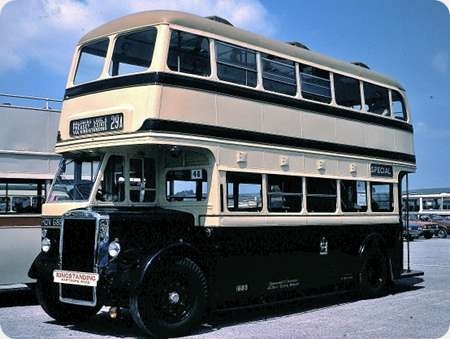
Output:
[
  {"left": 0, "top": 93, "right": 60, "bottom": 288},
  {"left": 29, "top": 10, "right": 422, "bottom": 337}
]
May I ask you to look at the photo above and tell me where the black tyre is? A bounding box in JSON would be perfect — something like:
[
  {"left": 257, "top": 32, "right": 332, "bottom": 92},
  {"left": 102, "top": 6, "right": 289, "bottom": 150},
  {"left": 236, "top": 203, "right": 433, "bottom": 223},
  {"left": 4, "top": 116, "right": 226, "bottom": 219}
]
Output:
[
  {"left": 130, "top": 257, "right": 208, "bottom": 338},
  {"left": 36, "top": 280, "right": 101, "bottom": 324},
  {"left": 359, "top": 247, "right": 389, "bottom": 299},
  {"left": 423, "top": 232, "right": 433, "bottom": 239},
  {"left": 437, "top": 229, "right": 448, "bottom": 239}
]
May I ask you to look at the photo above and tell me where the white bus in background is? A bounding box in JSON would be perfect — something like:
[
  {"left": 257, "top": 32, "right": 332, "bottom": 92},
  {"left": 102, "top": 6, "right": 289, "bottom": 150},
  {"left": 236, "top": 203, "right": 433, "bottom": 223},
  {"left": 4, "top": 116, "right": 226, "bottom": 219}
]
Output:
[{"left": 0, "top": 93, "right": 60, "bottom": 288}]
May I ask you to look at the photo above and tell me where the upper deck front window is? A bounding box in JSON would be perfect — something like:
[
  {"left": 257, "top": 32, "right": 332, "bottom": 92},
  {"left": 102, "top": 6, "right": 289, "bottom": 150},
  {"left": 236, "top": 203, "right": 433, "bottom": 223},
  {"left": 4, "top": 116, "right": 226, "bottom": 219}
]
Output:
[
  {"left": 74, "top": 39, "right": 109, "bottom": 85},
  {"left": 109, "top": 28, "right": 157, "bottom": 76}
]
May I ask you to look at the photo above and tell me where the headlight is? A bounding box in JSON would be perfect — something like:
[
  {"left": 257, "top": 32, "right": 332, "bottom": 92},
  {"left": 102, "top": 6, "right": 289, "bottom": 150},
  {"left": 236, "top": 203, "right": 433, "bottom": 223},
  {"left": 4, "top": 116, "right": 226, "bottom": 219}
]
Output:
[
  {"left": 41, "top": 237, "right": 51, "bottom": 253},
  {"left": 108, "top": 239, "right": 121, "bottom": 257}
]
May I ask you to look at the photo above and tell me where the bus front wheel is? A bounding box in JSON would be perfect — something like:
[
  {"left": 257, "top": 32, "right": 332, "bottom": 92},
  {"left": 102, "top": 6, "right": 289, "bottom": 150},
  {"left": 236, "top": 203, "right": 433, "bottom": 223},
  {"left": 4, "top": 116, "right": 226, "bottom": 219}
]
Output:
[
  {"left": 36, "top": 279, "right": 101, "bottom": 324},
  {"left": 130, "top": 257, "right": 208, "bottom": 338},
  {"left": 359, "top": 248, "right": 389, "bottom": 299}
]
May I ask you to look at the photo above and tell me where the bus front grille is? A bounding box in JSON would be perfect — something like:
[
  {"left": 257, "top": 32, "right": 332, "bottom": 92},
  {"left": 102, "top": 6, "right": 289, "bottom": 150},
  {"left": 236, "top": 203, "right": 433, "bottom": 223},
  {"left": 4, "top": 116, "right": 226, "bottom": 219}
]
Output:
[{"left": 60, "top": 218, "right": 97, "bottom": 303}]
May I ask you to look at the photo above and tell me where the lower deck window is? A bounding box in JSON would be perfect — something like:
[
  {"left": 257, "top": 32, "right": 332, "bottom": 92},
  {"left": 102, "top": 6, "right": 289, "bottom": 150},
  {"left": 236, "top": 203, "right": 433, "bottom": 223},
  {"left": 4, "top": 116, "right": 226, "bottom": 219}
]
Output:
[
  {"left": 98, "top": 155, "right": 125, "bottom": 202},
  {"left": 129, "top": 158, "right": 156, "bottom": 202},
  {"left": 227, "top": 172, "right": 262, "bottom": 212},
  {"left": 341, "top": 180, "right": 368, "bottom": 212},
  {"left": 371, "top": 183, "right": 393, "bottom": 212},
  {"left": 166, "top": 169, "right": 208, "bottom": 201},
  {"left": 306, "top": 178, "right": 336, "bottom": 212},
  {"left": 267, "top": 175, "right": 302, "bottom": 212}
]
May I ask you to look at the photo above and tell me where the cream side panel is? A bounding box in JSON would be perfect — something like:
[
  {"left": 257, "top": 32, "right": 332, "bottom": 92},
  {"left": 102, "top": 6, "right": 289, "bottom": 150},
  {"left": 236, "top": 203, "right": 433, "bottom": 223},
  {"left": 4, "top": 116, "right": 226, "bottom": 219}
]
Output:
[
  {"left": 302, "top": 111, "right": 336, "bottom": 141},
  {"left": 0, "top": 227, "right": 40, "bottom": 285},
  {"left": 212, "top": 215, "right": 398, "bottom": 227},
  {"left": 42, "top": 202, "right": 89, "bottom": 217},
  {"left": 395, "top": 129, "right": 415, "bottom": 155},
  {"left": 217, "top": 95, "right": 262, "bottom": 131},
  {"left": 364, "top": 124, "right": 396, "bottom": 150},
  {"left": 60, "top": 85, "right": 160, "bottom": 140},
  {"left": 262, "top": 104, "right": 301, "bottom": 137},
  {"left": 160, "top": 87, "right": 216, "bottom": 125},
  {"left": 334, "top": 119, "right": 366, "bottom": 146}
]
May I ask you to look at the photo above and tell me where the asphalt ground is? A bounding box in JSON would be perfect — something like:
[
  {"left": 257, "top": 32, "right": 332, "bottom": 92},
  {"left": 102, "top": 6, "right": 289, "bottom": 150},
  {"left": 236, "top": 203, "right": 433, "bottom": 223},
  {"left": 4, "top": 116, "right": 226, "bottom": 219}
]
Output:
[{"left": 0, "top": 238, "right": 448, "bottom": 339}]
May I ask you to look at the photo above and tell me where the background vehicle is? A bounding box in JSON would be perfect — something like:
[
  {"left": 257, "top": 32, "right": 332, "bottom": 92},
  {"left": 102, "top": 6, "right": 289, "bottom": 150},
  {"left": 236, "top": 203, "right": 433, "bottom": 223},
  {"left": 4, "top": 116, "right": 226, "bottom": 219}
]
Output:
[
  {"left": 403, "top": 222, "right": 422, "bottom": 240},
  {"left": 0, "top": 94, "right": 60, "bottom": 288},
  {"left": 419, "top": 214, "right": 448, "bottom": 238},
  {"left": 407, "top": 214, "right": 440, "bottom": 239}
]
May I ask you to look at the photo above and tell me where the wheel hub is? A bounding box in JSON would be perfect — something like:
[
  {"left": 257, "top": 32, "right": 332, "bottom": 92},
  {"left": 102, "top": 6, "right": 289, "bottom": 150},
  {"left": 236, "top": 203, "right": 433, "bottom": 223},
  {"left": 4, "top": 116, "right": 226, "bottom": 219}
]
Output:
[{"left": 168, "top": 291, "right": 180, "bottom": 304}]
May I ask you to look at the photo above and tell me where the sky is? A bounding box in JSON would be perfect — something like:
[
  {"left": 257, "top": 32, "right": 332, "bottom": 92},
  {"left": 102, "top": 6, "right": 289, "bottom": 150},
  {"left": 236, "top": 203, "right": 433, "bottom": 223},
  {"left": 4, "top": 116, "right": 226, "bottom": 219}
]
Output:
[{"left": 0, "top": 0, "right": 448, "bottom": 189}]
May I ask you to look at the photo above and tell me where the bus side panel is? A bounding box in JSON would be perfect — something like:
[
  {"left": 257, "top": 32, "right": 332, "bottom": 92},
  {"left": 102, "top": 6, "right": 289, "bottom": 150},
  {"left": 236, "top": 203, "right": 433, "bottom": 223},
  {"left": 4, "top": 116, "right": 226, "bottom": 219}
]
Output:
[
  {"left": 0, "top": 221, "right": 41, "bottom": 285},
  {"left": 209, "top": 223, "right": 399, "bottom": 307}
]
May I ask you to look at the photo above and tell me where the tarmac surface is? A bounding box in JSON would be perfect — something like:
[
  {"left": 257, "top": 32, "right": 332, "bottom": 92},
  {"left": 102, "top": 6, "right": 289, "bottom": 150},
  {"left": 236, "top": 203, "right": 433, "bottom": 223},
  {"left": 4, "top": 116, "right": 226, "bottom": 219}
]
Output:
[{"left": 0, "top": 238, "right": 448, "bottom": 338}]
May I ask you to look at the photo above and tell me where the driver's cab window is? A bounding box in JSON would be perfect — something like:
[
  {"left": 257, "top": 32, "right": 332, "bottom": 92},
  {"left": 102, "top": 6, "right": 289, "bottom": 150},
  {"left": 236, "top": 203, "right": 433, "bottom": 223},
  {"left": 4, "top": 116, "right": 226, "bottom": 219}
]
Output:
[
  {"left": 129, "top": 158, "right": 156, "bottom": 202},
  {"left": 98, "top": 155, "right": 125, "bottom": 202}
]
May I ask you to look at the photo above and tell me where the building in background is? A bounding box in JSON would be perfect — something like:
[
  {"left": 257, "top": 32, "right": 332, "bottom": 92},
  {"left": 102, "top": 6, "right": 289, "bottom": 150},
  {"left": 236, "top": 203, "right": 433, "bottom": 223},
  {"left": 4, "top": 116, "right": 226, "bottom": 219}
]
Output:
[{"left": 0, "top": 93, "right": 60, "bottom": 287}]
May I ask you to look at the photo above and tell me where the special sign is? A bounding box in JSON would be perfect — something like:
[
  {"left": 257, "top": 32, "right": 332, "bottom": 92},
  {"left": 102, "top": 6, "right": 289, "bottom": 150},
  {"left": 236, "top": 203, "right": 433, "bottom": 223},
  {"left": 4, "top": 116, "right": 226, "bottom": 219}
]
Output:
[
  {"left": 70, "top": 113, "right": 123, "bottom": 137},
  {"left": 370, "top": 164, "right": 393, "bottom": 177}
]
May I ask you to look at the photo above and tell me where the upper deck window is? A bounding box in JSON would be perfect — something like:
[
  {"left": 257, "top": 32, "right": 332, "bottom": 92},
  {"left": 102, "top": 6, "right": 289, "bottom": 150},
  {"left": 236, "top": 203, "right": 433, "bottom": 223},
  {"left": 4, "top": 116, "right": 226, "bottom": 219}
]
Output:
[
  {"left": 334, "top": 74, "right": 362, "bottom": 110},
  {"left": 109, "top": 28, "right": 157, "bottom": 76},
  {"left": 216, "top": 42, "right": 257, "bottom": 87},
  {"left": 364, "top": 82, "right": 390, "bottom": 116},
  {"left": 262, "top": 54, "right": 297, "bottom": 96},
  {"left": 299, "top": 65, "right": 331, "bottom": 103},
  {"left": 391, "top": 90, "right": 407, "bottom": 121},
  {"left": 74, "top": 39, "right": 109, "bottom": 85},
  {"left": 167, "top": 30, "right": 211, "bottom": 76}
]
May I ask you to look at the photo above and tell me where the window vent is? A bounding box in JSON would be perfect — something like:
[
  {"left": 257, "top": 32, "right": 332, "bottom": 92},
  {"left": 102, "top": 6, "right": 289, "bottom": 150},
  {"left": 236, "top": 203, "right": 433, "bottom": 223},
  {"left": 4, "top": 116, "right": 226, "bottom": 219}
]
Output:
[
  {"left": 205, "top": 16, "right": 233, "bottom": 26},
  {"left": 287, "top": 41, "right": 310, "bottom": 50},
  {"left": 352, "top": 62, "right": 370, "bottom": 69}
]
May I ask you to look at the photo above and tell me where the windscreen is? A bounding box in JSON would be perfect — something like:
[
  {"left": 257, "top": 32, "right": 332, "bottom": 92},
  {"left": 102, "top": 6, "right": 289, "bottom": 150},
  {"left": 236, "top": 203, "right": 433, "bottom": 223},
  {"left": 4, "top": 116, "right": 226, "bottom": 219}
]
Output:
[{"left": 47, "top": 155, "right": 103, "bottom": 202}]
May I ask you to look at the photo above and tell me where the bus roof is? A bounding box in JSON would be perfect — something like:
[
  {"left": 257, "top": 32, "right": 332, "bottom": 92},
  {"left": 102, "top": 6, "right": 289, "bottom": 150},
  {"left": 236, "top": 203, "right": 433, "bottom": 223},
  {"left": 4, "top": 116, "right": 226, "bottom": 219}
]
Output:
[{"left": 79, "top": 10, "right": 404, "bottom": 90}]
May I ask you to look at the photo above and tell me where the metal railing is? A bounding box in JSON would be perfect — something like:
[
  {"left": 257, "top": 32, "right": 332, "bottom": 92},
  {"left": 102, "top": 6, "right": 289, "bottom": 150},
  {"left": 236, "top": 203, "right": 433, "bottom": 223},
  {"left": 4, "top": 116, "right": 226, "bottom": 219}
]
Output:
[{"left": 0, "top": 93, "right": 62, "bottom": 111}]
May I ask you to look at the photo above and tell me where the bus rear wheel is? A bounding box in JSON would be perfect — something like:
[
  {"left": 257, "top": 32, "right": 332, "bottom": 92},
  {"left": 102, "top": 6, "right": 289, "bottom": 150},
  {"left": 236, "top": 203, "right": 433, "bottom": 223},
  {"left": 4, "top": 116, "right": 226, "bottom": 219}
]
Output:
[
  {"left": 359, "top": 248, "right": 389, "bottom": 299},
  {"left": 130, "top": 257, "right": 208, "bottom": 338},
  {"left": 36, "top": 279, "right": 101, "bottom": 324}
]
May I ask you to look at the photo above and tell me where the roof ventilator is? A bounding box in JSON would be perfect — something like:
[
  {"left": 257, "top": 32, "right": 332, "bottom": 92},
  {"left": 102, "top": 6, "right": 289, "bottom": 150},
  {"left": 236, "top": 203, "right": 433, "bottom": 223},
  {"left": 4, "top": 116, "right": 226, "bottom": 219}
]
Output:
[
  {"left": 287, "top": 41, "right": 310, "bottom": 50},
  {"left": 205, "top": 16, "right": 233, "bottom": 26},
  {"left": 351, "top": 62, "right": 370, "bottom": 69}
]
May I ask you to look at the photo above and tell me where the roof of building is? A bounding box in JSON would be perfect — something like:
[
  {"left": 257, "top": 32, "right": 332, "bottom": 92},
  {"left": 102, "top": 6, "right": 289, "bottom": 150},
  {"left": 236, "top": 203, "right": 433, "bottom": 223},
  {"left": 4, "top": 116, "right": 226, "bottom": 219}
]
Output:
[
  {"left": 407, "top": 188, "right": 450, "bottom": 196},
  {"left": 79, "top": 10, "right": 404, "bottom": 90}
]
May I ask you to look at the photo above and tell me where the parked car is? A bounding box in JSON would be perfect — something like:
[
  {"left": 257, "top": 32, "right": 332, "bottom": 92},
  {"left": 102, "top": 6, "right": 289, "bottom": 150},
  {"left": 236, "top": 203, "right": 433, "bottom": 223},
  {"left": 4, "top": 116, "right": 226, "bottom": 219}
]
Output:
[
  {"left": 403, "top": 222, "right": 422, "bottom": 241},
  {"left": 407, "top": 214, "right": 440, "bottom": 239},
  {"left": 418, "top": 215, "right": 448, "bottom": 238}
]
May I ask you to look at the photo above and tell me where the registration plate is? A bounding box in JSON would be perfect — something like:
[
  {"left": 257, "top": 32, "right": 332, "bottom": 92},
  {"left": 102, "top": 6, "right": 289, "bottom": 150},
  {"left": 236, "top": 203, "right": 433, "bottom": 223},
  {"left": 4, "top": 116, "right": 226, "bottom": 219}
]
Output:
[
  {"left": 53, "top": 270, "right": 99, "bottom": 287},
  {"left": 70, "top": 113, "right": 123, "bottom": 137}
]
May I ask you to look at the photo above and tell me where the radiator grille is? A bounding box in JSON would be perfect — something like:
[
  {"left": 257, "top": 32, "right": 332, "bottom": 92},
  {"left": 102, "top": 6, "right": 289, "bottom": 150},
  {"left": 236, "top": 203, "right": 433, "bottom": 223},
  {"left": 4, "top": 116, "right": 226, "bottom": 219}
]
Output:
[{"left": 60, "top": 218, "right": 97, "bottom": 302}]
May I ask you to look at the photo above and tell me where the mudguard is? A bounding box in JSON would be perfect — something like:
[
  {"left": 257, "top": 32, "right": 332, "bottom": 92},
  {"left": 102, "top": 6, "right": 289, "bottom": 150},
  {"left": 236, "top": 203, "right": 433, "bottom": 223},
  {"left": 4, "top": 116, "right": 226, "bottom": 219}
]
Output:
[
  {"left": 28, "top": 253, "right": 59, "bottom": 280},
  {"left": 133, "top": 241, "right": 203, "bottom": 291}
]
